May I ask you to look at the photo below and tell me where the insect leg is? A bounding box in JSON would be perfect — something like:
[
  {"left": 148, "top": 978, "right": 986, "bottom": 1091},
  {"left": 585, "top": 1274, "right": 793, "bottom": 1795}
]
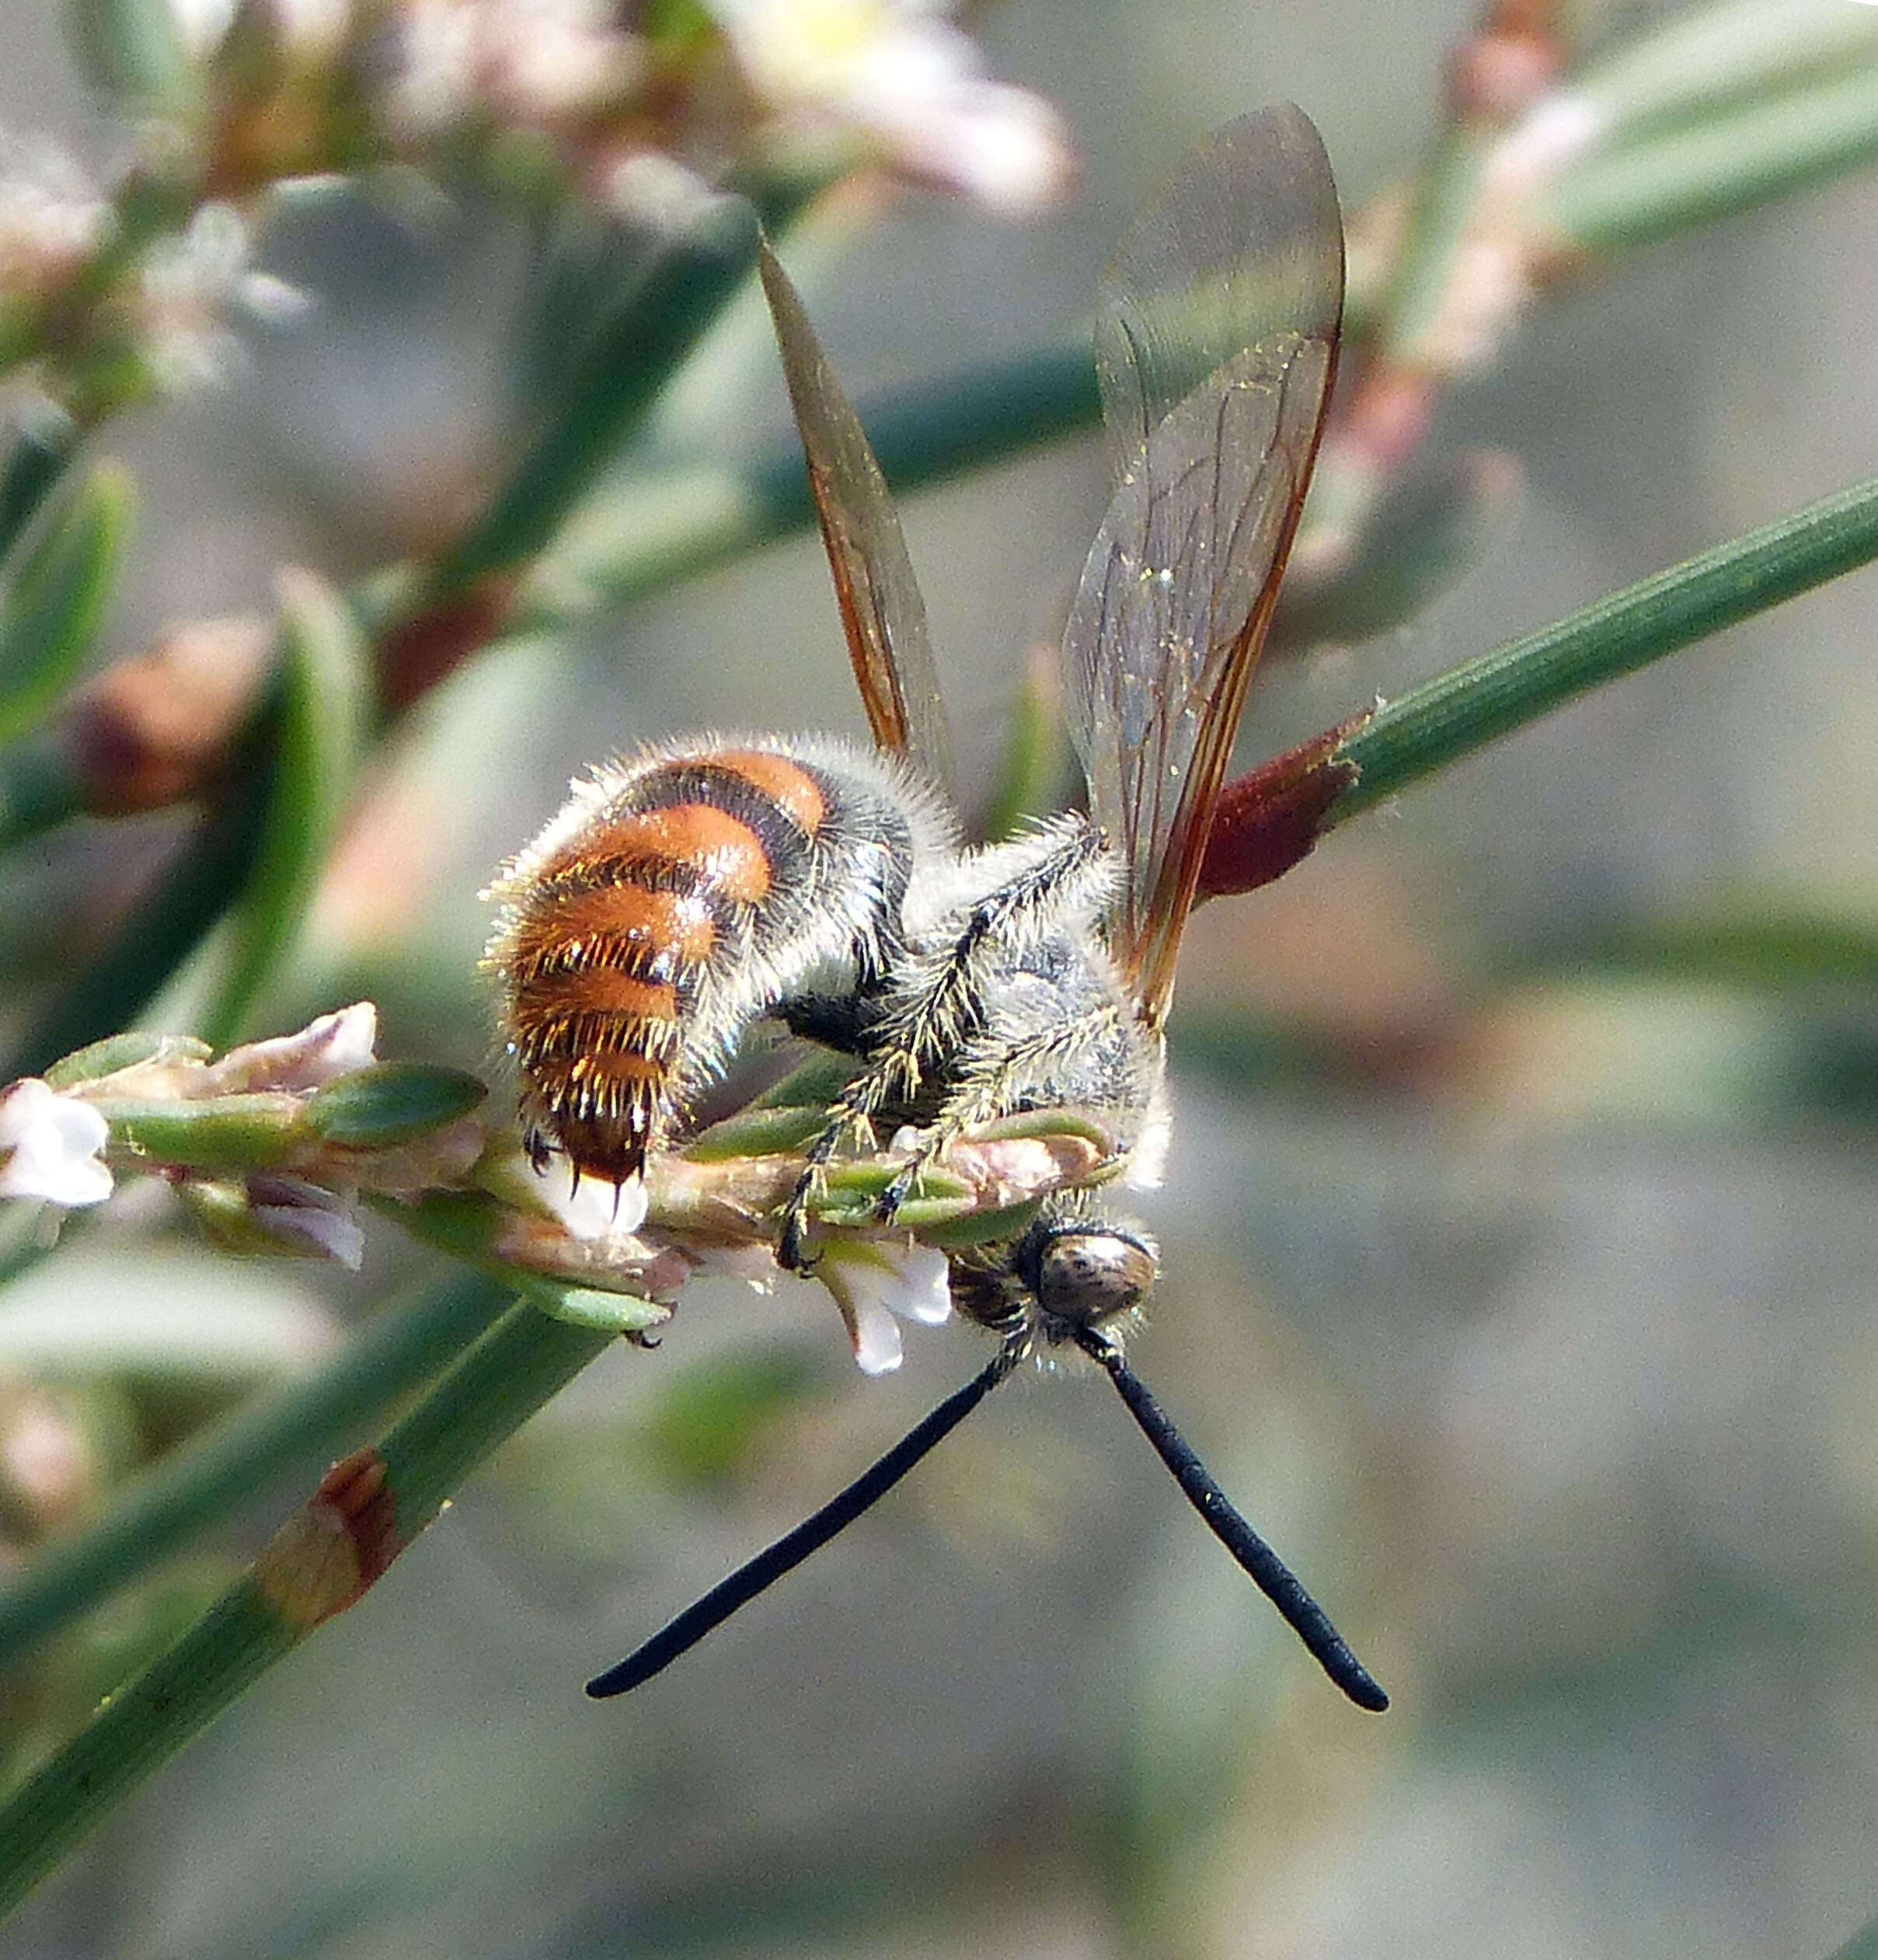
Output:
[
  {"left": 778, "top": 821, "right": 1106, "bottom": 1269},
  {"left": 869, "top": 1010, "right": 1128, "bottom": 1221}
]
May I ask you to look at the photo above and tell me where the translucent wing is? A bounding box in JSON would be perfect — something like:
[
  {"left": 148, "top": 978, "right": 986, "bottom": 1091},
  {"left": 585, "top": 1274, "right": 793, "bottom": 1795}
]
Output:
[
  {"left": 758, "top": 238, "right": 954, "bottom": 796},
  {"left": 1063, "top": 105, "right": 1343, "bottom": 1024}
]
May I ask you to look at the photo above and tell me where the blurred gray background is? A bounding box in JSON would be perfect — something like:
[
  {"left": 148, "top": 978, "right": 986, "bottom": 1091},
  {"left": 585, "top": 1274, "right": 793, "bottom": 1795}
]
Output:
[{"left": 4, "top": 1, "right": 1878, "bottom": 1955}]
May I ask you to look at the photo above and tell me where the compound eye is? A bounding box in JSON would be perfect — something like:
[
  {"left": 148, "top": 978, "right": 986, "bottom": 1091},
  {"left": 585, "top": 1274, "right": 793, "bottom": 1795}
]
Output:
[{"left": 1035, "top": 1231, "right": 1158, "bottom": 1325}]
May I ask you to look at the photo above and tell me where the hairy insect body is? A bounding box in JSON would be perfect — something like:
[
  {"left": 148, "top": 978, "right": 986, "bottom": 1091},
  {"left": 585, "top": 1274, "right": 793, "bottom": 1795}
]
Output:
[
  {"left": 491, "top": 734, "right": 1169, "bottom": 1254},
  {"left": 922, "top": 885, "right": 1168, "bottom": 1343},
  {"left": 853, "top": 821, "right": 1163, "bottom": 1180},
  {"left": 571, "top": 113, "right": 1388, "bottom": 1712},
  {"left": 486, "top": 736, "right": 950, "bottom": 1184}
]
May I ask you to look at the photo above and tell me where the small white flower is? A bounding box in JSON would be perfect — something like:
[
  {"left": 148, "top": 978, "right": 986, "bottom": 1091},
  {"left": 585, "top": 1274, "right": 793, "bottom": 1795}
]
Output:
[
  {"left": 0, "top": 1079, "right": 113, "bottom": 1208},
  {"left": 859, "top": 71, "right": 1069, "bottom": 215},
  {"left": 385, "top": 0, "right": 480, "bottom": 135},
  {"left": 713, "top": 0, "right": 1071, "bottom": 214},
  {"left": 385, "top": 0, "right": 643, "bottom": 137},
  {"left": 713, "top": 0, "right": 910, "bottom": 102},
  {"left": 137, "top": 204, "right": 312, "bottom": 390},
  {"left": 815, "top": 1234, "right": 951, "bottom": 1374},
  {"left": 530, "top": 1159, "right": 650, "bottom": 1243},
  {"left": 200, "top": 1003, "right": 379, "bottom": 1095},
  {"left": 167, "top": 0, "right": 238, "bottom": 55},
  {"left": 492, "top": 0, "right": 643, "bottom": 123}
]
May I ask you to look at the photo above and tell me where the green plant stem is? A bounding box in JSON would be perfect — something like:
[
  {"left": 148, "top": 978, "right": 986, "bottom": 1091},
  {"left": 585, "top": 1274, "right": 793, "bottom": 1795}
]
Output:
[
  {"left": 0, "top": 406, "right": 82, "bottom": 568},
  {"left": 0, "top": 1271, "right": 510, "bottom": 1672},
  {"left": 0, "top": 1296, "right": 638, "bottom": 1920},
  {"left": 1830, "top": 1902, "right": 1878, "bottom": 1960},
  {"left": 432, "top": 205, "right": 763, "bottom": 593},
  {"left": 1546, "top": 57, "right": 1878, "bottom": 250},
  {"left": 1329, "top": 473, "right": 1878, "bottom": 822},
  {"left": 0, "top": 1582, "right": 302, "bottom": 1916},
  {"left": 518, "top": 337, "right": 1097, "bottom": 629},
  {"left": 1373, "top": 126, "right": 1489, "bottom": 366},
  {"left": 1566, "top": 0, "right": 1878, "bottom": 144},
  {"left": 371, "top": 1299, "right": 627, "bottom": 1527}
]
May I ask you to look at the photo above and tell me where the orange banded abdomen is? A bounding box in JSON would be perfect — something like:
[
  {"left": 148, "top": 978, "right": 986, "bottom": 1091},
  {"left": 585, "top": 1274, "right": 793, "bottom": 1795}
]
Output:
[{"left": 487, "top": 742, "right": 910, "bottom": 1186}]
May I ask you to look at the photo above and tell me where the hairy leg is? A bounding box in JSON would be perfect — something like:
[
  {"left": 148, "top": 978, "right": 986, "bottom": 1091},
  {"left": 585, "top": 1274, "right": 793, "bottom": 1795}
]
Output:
[{"left": 776, "top": 821, "right": 1106, "bottom": 1270}]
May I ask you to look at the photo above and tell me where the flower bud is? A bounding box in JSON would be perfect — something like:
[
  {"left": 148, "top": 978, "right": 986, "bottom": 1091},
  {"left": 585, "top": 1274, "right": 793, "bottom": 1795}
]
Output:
[{"left": 67, "top": 616, "right": 270, "bottom": 816}]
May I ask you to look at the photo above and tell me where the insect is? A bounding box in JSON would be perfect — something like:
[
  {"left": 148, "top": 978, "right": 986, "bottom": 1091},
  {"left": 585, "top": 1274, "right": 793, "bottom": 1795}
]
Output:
[{"left": 486, "top": 105, "right": 1387, "bottom": 1712}]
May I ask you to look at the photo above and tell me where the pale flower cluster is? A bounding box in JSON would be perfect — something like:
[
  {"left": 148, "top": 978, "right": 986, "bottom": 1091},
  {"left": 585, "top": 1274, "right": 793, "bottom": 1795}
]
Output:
[
  {"left": 222, "top": 0, "right": 1072, "bottom": 217},
  {"left": 385, "top": 0, "right": 647, "bottom": 138},
  {"left": 0, "top": 127, "right": 309, "bottom": 399},
  {"left": 135, "top": 204, "right": 311, "bottom": 391},
  {"left": 709, "top": 0, "right": 1072, "bottom": 213},
  {"left": 0, "top": 1, "right": 1068, "bottom": 406},
  {"left": 0, "top": 1006, "right": 388, "bottom": 1258}
]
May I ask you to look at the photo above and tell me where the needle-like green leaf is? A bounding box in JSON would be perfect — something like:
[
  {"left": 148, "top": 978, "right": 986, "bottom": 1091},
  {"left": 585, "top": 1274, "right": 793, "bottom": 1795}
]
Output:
[
  {"left": 197, "top": 568, "right": 371, "bottom": 1049},
  {"left": 0, "top": 463, "right": 133, "bottom": 748}
]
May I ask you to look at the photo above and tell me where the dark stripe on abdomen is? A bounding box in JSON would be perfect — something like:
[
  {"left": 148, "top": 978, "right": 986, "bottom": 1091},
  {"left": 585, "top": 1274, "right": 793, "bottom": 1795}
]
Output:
[{"left": 501, "top": 757, "right": 834, "bottom": 1183}]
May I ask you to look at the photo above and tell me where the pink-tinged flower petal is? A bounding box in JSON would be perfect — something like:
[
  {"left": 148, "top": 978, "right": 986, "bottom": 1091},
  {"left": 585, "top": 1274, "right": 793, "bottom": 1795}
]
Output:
[
  {"left": 246, "top": 1177, "right": 367, "bottom": 1269},
  {"left": 0, "top": 1390, "right": 95, "bottom": 1533},
  {"left": 0, "top": 1079, "right": 113, "bottom": 1208},
  {"left": 863, "top": 75, "right": 1072, "bottom": 214},
  {"left": 1489, "top": 92, "right": 1606, "bottom": 192},
  {"left": 713, "top": 0, "right": 1072, "bottom": 215},
  {"left": 0, "top": 133, "right": 112, "bottom": 300},
  {"left": 386, "top": 0, "right": 644, "bottom": 135},
  {"left": 201, "top": 1003, "right": 378, "bottom": 1095}
]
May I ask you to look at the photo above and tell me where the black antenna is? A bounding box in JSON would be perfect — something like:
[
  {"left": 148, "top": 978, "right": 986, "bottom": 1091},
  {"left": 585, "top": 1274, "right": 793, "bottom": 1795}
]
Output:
[
  {"left": 1071, "top": 1324, "right": 1389, "bottom": 1712},
  {"left": 587, "top": 1342, "right": 1020, "bottom": 1698}
]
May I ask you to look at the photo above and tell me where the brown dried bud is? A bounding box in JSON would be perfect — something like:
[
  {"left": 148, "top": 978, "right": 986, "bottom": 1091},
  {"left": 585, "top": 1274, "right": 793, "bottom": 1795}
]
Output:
[
  {"left": 253, "top": 1448, "right": 399, "bottom": 1626},
  {"left": 378, "top": 577, "right": 518, "bottom": 714},
  {"left": 0, "top": 1383, "right": 99, "bottom": 1540},
  {"left": 68, "top": 616, "right": 270, "bottom": 815}
]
